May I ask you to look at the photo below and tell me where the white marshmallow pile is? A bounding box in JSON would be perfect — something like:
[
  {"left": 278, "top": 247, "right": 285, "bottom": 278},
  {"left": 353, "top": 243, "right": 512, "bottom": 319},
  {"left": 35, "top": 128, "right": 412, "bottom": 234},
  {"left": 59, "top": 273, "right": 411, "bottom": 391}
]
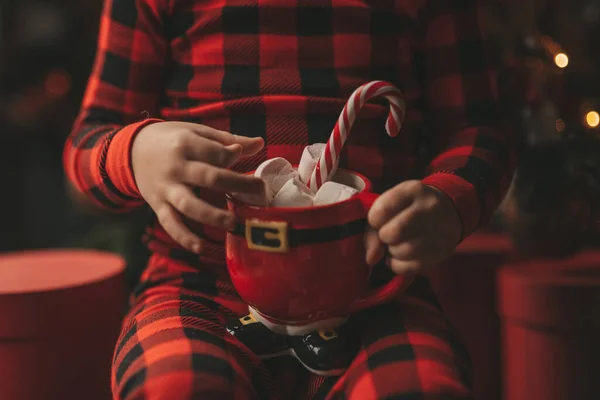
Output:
[
  {"left": 236, "top": 144, "right": 359, "bottom": 208},
  {"left": 271, "top": 177, "right": 314, "bottom": 207}
]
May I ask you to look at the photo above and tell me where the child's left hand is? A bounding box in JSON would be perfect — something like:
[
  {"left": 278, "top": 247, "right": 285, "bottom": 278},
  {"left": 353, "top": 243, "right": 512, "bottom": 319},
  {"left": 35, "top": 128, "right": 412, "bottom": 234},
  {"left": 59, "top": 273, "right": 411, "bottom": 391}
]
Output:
[{"left": 364, "top": 180, "right": 462, "bottom": 275}]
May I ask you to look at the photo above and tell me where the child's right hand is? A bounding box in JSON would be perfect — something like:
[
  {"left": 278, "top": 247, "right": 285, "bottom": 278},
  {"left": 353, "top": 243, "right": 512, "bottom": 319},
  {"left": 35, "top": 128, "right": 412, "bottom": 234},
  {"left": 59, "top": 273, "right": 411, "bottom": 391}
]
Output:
[{"left": 131, "top": 121, "right": 266, "bottom": 253}]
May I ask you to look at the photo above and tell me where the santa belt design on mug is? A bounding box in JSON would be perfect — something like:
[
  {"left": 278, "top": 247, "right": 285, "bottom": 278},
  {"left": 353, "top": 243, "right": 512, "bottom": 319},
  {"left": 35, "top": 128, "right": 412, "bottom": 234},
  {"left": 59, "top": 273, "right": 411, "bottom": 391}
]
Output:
[{"left": 231, "top": 218, "right": 368, "bottom": 253}]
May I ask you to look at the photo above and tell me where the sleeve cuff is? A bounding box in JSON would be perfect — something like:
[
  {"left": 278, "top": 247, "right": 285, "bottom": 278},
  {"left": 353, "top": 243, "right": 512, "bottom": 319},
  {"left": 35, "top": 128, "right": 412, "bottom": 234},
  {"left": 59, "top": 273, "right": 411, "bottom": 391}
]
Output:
[
  {"left": 105, "top": 118, "right": 163, "bottom": 198},
  {"left": 421, "top": 172, "right": 481, "bottom": 240}
]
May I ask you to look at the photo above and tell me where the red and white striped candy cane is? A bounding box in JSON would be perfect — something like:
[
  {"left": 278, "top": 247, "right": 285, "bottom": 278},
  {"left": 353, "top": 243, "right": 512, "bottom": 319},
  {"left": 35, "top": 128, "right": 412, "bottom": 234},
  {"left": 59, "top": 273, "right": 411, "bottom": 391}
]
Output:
[{"left": 308, "top": 80, "right": 406, "bottom": 191}]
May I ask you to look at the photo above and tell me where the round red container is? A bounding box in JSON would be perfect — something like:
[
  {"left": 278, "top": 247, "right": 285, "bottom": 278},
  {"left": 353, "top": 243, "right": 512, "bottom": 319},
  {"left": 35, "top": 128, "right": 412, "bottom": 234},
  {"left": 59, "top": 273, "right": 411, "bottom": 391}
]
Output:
[
  {"left": 428, "top": 233, "right": 515, "bottom": 400},
  {"left": 0, "top": 250, "right": 126, "bottom": 400},
  {"left": 498, "top": 251, "right": 600, "bottom": 400}
]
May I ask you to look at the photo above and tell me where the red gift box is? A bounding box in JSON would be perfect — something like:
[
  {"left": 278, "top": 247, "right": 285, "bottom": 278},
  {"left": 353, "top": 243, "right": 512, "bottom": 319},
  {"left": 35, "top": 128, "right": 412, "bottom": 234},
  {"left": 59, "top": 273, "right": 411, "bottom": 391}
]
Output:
[
  {"left": 0, "top": 250, "right": 126, "bottom": 400},
  {"left": 498, "top": 251, "right": 600, "bottom": 400}
]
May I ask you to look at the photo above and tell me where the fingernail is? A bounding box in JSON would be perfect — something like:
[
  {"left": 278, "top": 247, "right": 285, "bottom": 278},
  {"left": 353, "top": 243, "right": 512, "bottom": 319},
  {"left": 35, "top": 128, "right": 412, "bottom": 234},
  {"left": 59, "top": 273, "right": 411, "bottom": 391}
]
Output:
[{"left": 192, "top": 243, "right": 202, "bottom": 254}]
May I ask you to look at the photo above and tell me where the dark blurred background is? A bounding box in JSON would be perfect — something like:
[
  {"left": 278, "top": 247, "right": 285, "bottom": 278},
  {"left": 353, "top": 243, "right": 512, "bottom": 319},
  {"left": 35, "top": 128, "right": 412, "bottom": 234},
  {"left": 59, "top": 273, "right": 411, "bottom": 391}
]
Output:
[
  {"left": 1, "top": 0, "right": 599, "bottom": 275},
  {"left": 0, "top": 0, "right": 151, "bottom": 288},
  {"left": 1, "top": 2, "right": 600, "bottom": 400}
]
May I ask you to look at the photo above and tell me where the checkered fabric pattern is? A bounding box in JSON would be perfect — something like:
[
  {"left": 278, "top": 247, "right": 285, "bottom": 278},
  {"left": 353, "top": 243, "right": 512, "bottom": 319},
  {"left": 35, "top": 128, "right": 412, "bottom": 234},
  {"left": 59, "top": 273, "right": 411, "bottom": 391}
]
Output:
[
  {"left": 113, "top": 254, "right": 472, "bottom": 399},
  {"left": 65, "top": 0, "right": 509, "bottom": 398},
  {"left": 64, "top": 0, "right": 512, "bottom": 264}
]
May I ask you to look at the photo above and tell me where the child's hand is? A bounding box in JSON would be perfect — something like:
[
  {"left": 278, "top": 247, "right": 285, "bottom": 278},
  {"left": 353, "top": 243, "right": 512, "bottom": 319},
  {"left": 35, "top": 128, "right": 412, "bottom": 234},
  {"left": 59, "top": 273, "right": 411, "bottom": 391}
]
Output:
[
  {"left": 365, "top": 180, "right": 462, "bottom": 275},
  {"left": 132, "top": 121, "right": 265, "bottom": 253}
]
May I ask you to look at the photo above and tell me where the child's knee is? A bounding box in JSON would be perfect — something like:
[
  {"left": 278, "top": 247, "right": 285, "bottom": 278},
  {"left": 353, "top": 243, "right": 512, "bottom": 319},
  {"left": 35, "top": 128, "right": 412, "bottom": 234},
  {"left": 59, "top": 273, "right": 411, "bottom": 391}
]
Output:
[
  {"left": 341, "top": 361, "right": 471, "bottom": 399},
  {"left": 113, "top": 360, "right": 248, "bottom": 400},
  {"left": 112, "top": 342, "right": 255, "bottom": 400}
]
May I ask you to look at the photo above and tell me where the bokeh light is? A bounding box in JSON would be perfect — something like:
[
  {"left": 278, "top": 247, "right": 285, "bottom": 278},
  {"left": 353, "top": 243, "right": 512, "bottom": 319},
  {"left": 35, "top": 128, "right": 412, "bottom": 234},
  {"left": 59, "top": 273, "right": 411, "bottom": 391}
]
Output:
[
  {"left": 554, "top": 53, "right": 569, "bottom": 68},
  {"left": 44, "top": 68, "right": 72, "bottom": 98},
  {"left": 585, "top": 111, "right": 600, "bottom": 128}
]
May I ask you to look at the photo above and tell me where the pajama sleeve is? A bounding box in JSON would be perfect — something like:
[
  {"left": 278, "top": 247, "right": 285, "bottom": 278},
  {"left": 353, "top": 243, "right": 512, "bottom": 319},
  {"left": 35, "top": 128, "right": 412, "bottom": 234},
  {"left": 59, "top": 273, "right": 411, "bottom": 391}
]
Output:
[
  {"left": 63, "top": 0, "right": 167, "bottom": 212},
  {"left": 418, "top": 0, "right": 514, "bottom": 239}
]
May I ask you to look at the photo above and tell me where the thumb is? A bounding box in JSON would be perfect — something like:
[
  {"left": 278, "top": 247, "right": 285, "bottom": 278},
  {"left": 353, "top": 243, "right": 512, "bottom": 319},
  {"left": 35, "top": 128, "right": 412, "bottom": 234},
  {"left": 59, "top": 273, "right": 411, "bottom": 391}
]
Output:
[
  {"left": 368, "top": 180, "right": 418, "bottom": 230},
  {"left": 365, "top": 227, "right": 386, "bottom": 267}
]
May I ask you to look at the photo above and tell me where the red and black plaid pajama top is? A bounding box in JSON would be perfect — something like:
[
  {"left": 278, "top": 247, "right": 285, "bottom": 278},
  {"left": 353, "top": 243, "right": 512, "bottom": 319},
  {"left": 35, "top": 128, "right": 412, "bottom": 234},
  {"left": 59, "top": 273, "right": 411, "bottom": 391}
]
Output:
[{"left": 64, "top": 0, "right": 512, "bottom": 399}]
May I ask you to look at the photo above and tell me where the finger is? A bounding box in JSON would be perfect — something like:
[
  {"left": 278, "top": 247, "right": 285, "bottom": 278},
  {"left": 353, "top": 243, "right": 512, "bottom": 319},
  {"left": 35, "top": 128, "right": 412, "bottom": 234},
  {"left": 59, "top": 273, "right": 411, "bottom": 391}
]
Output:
[
  {"left": 181, "top": 162, "right": 266, "bottom": 194},
  {"left": 234, "top": 136, "right": 265, "bottom": 156},
  {"left": 165, "top": 184, "right": 237, "bottom": 230},
  {"left": 378, "top": 207, "right": 423, "bottom": 245},
  {"left": 183, "top": 135, "right": 244, "bottom": 167},
  {"left": 368, "top": 180, "right": 423, "bottom": 230},
  {"left": 182, "top": 123, "right": 265, "bottom": 156},
  {"left": 364, "top": 227, "right": 386, "bottom": 266},
  {"left": 388, "top": 239, "right": 423, "bottom": 260},
  {"left": 386, "top": 257, "right": 423, "bottom": 276},
  {"left": 155, "top": 203, "right": 203, "bottom": 253}
]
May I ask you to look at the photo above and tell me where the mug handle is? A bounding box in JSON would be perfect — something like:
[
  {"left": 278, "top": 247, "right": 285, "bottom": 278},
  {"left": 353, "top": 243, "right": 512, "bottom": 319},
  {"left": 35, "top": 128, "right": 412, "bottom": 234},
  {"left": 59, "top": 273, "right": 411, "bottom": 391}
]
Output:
[{"left": 349, "top": 192, "right": 415, "bottom": 313}]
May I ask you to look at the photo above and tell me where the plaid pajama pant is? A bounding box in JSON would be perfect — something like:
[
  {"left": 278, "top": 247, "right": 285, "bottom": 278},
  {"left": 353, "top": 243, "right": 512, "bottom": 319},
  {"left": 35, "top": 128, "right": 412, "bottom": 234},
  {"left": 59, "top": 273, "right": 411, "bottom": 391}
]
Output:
[{"left": 112, "top": 253, "right": 472, "bottom": 400}]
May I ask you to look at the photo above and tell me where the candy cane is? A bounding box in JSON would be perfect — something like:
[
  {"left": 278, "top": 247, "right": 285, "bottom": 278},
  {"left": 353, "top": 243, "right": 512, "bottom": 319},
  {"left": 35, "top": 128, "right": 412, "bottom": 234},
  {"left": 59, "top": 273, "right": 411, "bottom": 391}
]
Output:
[{"left": 308, "top": 81, "right": 406, "bottom": 191}]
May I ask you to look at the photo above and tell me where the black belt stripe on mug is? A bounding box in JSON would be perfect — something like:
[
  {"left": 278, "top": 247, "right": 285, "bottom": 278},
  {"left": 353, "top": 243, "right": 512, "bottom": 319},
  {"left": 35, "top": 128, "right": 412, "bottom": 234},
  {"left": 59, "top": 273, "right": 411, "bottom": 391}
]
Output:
[{"left": 231, "top": 219, "right": 367, "bottom": 247}]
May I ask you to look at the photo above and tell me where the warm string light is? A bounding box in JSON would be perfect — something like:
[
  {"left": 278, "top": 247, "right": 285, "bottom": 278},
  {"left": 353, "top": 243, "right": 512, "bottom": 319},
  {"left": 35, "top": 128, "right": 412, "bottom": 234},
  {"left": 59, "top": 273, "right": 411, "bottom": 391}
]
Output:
[
  {"left": 554, "top": 52, "right": 569, "bottom": 68},
  {"left": 542, "top": 37, "right": 600, "bottom": 131},
  {"left": 585, "top": 111, "right": 600, "bottom": 128},
  {"left": 541, "top": 36, "right": 570, "bottom": 69}
]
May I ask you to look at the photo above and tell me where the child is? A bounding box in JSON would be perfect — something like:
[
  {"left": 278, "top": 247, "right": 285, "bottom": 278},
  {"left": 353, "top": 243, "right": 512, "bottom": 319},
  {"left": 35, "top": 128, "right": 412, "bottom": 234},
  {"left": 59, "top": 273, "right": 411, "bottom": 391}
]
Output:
[{"left": 65, "top": 0, "right": 512, "bottom": 398}]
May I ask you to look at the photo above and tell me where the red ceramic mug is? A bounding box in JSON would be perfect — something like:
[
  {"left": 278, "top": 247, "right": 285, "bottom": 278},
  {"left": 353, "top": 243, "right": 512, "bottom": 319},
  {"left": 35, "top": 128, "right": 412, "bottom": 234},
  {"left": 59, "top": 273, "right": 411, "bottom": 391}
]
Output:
[{"left": 225, "top": 168, "right": 413, "bottom": 326}]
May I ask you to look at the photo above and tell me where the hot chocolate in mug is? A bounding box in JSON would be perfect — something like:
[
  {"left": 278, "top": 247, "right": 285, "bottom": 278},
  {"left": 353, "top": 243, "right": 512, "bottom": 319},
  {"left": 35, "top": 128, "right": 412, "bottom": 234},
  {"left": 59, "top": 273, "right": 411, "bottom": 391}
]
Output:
[{"left": 225, "top": 168, "right": 413, "bottom": 331}]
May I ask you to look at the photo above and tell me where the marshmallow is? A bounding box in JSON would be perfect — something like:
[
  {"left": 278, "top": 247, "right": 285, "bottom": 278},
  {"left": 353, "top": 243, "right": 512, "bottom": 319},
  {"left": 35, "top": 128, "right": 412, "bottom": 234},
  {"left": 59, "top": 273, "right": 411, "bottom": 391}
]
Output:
[
  {"left": 298, "top": 143, "right": 327, "bottom": 184},
  {"left": 270, "top": 178, "right": 315, "bottom": 208},
  {"left": 255, "top": 157, "right": 299, "bottom": 201},
  {"left": 313, "top": 181, "right": 359, "bottom": 206}
]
